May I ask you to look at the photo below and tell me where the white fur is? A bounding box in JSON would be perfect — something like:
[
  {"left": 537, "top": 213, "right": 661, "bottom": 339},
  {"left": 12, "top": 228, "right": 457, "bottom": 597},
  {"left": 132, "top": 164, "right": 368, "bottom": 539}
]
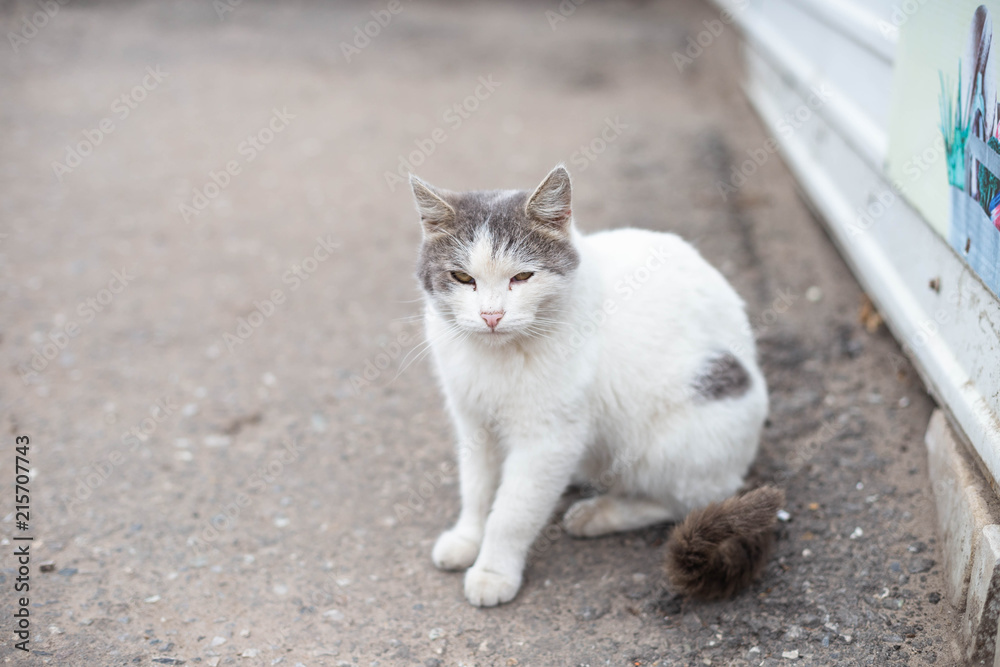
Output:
[{"left": 425, "top": 225, "right": 768, "bottom": 607}]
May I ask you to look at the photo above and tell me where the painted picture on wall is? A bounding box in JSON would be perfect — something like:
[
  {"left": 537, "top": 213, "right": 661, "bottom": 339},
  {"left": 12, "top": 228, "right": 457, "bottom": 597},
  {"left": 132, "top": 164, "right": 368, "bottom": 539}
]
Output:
[{"left": 888, "top": 1, "right": 1000, "bottom": 296}]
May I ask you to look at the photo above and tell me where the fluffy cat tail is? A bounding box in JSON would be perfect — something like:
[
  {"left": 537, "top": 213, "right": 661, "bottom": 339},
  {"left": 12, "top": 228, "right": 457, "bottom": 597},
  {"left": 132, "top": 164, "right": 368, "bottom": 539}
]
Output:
[{"left": 663, "top": 486, "right": 785, "bottom": 599}]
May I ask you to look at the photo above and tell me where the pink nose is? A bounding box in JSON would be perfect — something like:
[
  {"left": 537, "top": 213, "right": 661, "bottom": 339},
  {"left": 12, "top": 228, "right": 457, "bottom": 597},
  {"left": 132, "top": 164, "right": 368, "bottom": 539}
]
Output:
[{"left": 481, "top": 311, "right": 504, "bottom": 329}]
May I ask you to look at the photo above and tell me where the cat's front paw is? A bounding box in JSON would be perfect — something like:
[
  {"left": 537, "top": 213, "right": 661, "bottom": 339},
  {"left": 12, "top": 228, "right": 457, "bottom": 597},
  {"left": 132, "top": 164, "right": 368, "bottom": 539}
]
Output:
[
  {"left": 464, "top": 565, "right": 522, "bottom": 607},
  {"left": 432, "top": 529, "right": 480, "bottom": 571}
]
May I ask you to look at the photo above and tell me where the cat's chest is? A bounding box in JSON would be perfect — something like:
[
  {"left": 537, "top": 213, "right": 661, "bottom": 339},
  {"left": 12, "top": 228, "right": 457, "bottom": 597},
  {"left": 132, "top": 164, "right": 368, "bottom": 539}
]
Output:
[{"left": 435, "top": 340, "right": 566, "bottom": 410}]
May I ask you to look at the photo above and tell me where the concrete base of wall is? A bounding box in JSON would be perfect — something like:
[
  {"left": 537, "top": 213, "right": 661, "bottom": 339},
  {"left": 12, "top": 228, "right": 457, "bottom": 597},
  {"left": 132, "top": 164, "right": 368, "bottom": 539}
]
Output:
[{"left": 926, "top": 409, "right": 1000, "bottom": 664}]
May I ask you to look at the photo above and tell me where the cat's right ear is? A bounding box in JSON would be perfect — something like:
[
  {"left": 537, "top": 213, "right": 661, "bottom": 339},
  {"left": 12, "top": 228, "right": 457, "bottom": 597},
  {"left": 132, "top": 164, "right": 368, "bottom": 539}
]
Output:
[
  {"left": 525, "top": 165, "right": 572, "bottom": 236},
  {"left": 410, "top": 175, "right": 456, "bottom": 236}
]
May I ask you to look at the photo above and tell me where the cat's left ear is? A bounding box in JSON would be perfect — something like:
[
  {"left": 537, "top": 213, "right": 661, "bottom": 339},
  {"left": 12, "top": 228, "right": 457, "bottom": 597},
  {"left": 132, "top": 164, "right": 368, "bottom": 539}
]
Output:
[
  {"left": 525, "top": 165, "right": 572, "bottom": 235},
  {"left": 410, "top": 174, "right": 456, "bottom": 236}
]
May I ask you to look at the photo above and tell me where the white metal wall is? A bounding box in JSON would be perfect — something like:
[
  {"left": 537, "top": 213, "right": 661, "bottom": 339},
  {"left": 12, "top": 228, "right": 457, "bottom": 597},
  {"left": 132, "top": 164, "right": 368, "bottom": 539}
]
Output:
[{"left": 718, "top": 0, "right": 1000, "bottom": 485}]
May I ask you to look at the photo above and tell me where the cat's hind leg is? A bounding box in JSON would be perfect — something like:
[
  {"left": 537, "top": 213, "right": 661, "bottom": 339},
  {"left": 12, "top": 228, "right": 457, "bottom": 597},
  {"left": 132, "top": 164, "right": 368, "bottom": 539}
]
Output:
[{"left": 563, "top": 495, "right": 678, "bottom": 538}]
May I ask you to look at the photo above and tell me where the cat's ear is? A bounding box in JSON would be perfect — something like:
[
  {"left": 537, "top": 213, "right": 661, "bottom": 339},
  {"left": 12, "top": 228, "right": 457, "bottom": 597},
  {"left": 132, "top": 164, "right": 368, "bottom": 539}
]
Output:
[
  {"left": 525, "top": 165, "right": 572, "bottom": 234},
  {"left": 410, "top": 175, "right": 456, "bottom": 235}
]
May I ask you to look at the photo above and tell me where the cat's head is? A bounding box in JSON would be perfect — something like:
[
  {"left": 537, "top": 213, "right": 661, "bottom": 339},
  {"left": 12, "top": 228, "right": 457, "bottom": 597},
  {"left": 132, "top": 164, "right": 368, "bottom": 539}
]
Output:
[{"left": 411, "top": 165, "right": 580, "bottom": 343}]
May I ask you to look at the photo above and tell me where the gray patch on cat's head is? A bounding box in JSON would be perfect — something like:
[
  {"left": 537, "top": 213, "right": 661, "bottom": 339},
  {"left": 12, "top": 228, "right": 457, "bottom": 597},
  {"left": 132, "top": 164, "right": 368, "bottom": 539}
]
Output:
[
  {"left": 692, "top": 353, "right": 751, "bottom": 401},
  {"left": 410, "top": 167, "right": 580, "bottom": 297}
]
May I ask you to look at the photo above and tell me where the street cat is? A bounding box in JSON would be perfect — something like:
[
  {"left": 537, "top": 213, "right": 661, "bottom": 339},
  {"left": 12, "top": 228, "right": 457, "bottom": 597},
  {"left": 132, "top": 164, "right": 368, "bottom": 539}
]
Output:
[{"left": 411, "top": 165, "right": 782, "bottom": 606}]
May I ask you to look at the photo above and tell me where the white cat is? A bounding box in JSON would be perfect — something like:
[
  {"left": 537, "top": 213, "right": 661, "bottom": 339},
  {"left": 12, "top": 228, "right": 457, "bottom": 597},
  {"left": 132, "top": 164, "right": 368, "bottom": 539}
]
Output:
[{"left": 411, "top": 165, "right": 781, "bottom": 607}]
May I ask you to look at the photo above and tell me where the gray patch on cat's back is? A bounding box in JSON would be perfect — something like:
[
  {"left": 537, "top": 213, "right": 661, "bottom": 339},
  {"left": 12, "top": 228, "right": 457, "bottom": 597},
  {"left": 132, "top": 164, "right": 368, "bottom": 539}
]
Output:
[{"left": 692, "top": 353, "right": 751, "bottom": 401}]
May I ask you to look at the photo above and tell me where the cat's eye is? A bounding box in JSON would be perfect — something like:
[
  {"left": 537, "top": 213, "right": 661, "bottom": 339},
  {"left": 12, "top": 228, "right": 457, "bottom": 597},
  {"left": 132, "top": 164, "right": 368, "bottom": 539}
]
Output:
[
  {"left": 512, "top": 272, "right": 534, "bottom": 282},
  {"left": 451, "top": 271, "right": 475, "bottom": 285}
]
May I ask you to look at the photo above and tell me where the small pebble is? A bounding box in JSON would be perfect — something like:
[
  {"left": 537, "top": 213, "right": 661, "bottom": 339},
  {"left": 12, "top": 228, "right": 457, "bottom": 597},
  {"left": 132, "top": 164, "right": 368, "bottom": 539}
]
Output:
[
  {"left": 39, "top": 561, "right": 55, "bottom": 573},
  {"left": 800, "top": 614, "right": 820, "bottom": 627},
  {"left": 908, "top": 557, "right": 935, "bottom": 574},
  {"left": 204, "top": 435, "right": 231, "bottom": 448},
  {"left": 776, "top": 509, "right": 791, "bottom": 522},
  {"left": 849, "top": 527, "right": 863, "bottom": 540},
  {"left": 210, "top": 637, "right": 226, "bottom": 647},
  {"left": 322, "top": 609, "right": 345, "bottom": 621},
  {"left": 805, "top": 286, "right": 822, "bottom": 302},
  {"left": 782, "top": 649, "right": 799, "bottom": 659}
]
